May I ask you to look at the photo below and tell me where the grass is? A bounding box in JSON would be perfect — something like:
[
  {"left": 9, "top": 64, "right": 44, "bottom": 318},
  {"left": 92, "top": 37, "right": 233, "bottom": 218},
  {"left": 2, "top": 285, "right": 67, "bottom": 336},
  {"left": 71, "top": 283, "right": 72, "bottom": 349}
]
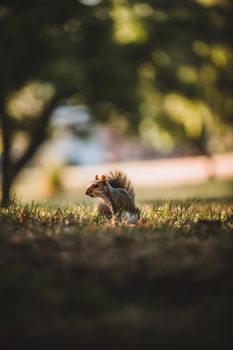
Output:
[{"left": 0, "top": 199, "right": 233, "bottom": 349}]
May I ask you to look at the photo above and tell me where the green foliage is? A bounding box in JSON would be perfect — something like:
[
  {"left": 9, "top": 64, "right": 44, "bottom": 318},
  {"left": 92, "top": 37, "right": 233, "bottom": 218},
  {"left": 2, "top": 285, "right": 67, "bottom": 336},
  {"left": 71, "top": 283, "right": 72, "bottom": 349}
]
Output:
[
  {"left": 1, "top": 0, "right": 232, "bottom": 146},
  {"left": 1, "top": 0, "right": 232, "bottom": 204}
]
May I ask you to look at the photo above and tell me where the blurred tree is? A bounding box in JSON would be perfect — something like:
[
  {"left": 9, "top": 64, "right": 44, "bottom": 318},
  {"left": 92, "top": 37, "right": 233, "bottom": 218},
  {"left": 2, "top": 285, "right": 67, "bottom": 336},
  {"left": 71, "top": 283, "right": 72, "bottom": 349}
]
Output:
[
  {"left": 0, "top": 0, "right": 232, "bottom": 205},
  {"left": 133, "top": 0, "right": 232, "bottom": 154}
]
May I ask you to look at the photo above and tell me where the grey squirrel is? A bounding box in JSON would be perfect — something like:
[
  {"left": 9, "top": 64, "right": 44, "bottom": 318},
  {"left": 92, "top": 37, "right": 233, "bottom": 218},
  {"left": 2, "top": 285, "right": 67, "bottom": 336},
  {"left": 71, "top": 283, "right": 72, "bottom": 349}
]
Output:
[{"left": 85, "top": 170, "right": 140, "bottom": 221}]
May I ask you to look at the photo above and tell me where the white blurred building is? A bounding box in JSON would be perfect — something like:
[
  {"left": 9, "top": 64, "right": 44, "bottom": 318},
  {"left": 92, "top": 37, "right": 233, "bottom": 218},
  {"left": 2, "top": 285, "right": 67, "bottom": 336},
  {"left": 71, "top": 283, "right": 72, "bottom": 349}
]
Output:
[{"left": 36, "top": 105, "right": 153, "bottom": 167}]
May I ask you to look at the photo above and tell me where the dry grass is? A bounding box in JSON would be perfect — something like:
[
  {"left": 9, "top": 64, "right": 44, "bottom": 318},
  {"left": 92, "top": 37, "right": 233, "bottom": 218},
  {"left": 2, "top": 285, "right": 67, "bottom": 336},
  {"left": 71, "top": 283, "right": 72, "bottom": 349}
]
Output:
[{"left": 0, "top": 199, "right": 233, "bottom": 349}]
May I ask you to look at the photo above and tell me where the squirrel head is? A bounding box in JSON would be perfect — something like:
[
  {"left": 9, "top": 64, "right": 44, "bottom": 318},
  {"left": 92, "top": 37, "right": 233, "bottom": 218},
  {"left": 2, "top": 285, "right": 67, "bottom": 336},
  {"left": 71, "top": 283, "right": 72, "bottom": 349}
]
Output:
[{"left": 85, "top": 174, "right": 109, "bottom": 198}]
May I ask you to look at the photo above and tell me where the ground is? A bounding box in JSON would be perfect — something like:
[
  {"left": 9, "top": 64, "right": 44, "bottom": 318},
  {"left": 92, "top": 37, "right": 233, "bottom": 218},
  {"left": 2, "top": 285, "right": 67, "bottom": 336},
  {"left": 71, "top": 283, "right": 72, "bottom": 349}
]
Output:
[{"left": 0, "top": 199, "right": 233, "bottom": 349}]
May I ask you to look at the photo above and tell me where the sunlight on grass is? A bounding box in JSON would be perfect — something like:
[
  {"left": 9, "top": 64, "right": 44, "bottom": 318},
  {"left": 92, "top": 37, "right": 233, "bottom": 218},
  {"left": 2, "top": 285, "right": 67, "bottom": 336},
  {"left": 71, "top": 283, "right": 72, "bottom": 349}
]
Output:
[
  {"left": 0, "top": 198, "right": 232, "bottom": 347},
  {"left": 1, "top": 199, "right": 232, "bottom": 233}
]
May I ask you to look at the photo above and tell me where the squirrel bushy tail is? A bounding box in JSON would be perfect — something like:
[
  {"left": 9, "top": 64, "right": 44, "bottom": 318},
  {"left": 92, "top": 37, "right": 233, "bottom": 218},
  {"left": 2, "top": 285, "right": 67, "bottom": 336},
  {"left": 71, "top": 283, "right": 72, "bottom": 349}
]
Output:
[
  {"left": 107, "top": 170, "right": 135, "bottom": 200},
  {"left": 85, "top": 170, "right": 139, "bottom": 221}
]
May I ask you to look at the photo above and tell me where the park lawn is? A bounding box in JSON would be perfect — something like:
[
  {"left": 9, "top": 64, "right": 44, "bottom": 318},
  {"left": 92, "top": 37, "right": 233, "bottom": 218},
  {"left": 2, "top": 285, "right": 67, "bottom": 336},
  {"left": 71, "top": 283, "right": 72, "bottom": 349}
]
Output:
[
  {"left": 41, "top": 179, "right": 233, "bottom": 206},
  {"left": 0, "top": 199, "right": 232, "bottom": 349}
]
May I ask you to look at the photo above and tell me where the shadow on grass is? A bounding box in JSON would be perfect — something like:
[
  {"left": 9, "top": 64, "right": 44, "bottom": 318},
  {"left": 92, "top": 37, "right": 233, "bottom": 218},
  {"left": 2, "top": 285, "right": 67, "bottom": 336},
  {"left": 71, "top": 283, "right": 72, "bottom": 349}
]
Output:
[{"left": 0, "top": 200, "right": 233, "bottom": 349}]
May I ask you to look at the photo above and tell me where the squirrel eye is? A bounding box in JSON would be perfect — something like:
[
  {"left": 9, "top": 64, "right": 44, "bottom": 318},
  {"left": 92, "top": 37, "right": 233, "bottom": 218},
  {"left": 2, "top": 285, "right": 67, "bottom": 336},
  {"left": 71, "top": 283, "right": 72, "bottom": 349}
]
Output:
[{"left": 94, "top": 184, "right": 99, "bottom": 188}]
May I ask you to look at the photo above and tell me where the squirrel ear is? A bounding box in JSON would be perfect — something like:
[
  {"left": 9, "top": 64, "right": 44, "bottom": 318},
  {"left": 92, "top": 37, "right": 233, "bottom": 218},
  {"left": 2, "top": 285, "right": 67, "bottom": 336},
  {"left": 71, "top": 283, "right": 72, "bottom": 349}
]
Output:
[
  {"left": 101, "top": 175, "right": 106, "bottom": 183},
  {"left": 95, "top": 175, "right": 99, "bottom": 180}
]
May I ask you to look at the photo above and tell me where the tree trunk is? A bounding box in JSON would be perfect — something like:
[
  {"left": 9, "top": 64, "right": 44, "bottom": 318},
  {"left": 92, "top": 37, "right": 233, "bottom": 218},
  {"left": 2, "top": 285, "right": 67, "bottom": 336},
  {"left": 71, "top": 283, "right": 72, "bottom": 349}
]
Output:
[
  {"left": 1, "top": 94, "right": 67, "bottom": 206},
  {"left": 1, "top": 112, "right": 13, "bottom": 207}
]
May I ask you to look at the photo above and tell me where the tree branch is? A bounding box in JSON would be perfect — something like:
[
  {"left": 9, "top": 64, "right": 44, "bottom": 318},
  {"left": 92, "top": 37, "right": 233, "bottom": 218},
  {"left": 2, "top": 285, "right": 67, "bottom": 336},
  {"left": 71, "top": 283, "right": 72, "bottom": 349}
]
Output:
[{"left": 12, "top": 94, "right": 67, "bottom": 178}]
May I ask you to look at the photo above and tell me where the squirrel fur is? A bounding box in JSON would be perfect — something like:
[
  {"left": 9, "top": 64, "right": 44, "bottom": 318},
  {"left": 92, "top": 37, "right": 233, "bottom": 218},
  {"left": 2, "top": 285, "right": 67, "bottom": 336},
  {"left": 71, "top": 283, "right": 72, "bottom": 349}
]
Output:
[{"left": 85, "top": 170, "right": 140, "bottom": 220}]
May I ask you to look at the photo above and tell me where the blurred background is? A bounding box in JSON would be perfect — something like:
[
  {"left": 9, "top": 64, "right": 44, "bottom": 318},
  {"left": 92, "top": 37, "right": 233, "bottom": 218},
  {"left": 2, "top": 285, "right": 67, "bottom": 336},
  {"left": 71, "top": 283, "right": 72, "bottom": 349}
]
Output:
[{"left": 0, "top": 0, "right": 232, "bottom": 205}]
